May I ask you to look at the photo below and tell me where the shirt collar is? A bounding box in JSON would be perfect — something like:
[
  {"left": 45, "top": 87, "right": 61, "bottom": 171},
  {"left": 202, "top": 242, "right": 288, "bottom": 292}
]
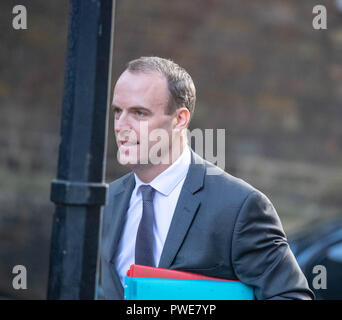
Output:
[{"left": 134, "top": 145, "right": 191, "bottom": 197}]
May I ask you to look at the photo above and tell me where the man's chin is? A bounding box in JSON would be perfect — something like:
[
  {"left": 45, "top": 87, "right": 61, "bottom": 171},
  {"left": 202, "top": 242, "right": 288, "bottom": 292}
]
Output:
[{"left": 118, "top": 153, "right": 149, "bottom": 167}]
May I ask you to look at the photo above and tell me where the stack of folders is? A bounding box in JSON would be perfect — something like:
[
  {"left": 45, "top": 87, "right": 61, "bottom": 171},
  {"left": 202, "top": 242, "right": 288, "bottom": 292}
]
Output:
[{"left": 124, "top": 264, "right": 255, "bottom": 300}]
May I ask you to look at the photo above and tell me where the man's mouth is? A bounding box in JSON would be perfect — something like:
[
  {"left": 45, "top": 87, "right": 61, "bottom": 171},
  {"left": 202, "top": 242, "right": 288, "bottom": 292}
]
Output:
[{"left": 119, "top": 140, "right": 139, "bottom": 146}]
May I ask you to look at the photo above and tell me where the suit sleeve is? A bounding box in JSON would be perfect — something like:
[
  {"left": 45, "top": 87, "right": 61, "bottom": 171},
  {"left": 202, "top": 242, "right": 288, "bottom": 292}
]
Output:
[{"left": 231, "top": 191, "right": 315, "bottom": 300}]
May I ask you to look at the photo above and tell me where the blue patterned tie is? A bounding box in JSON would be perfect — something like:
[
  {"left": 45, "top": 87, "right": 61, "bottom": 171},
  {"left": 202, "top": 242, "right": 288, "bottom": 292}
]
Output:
[{"left": 135, "top": 185, "right": 156, "bottom": 266}]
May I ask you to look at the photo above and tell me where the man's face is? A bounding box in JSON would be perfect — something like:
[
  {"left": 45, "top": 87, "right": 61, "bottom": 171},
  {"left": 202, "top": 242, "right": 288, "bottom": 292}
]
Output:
[{"left": 112, "top": 70, "right": 176, "bottom": 167}]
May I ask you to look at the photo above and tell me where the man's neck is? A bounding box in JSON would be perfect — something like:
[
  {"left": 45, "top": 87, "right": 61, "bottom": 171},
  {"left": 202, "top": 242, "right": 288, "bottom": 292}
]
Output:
[{"left": 133, "top": 139, "right": 187, "bottom": 183}]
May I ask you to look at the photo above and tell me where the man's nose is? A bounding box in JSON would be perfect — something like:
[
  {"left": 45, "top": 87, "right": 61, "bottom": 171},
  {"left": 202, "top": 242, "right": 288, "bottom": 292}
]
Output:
[{"left": 114, "top": 111, "right": 131, "bottom": 133}]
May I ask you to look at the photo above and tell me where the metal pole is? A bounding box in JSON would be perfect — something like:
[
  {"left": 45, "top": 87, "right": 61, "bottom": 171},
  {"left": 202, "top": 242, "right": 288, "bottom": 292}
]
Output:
[{"left": 47, "top": 0, "right": 115, "bottom": 299}]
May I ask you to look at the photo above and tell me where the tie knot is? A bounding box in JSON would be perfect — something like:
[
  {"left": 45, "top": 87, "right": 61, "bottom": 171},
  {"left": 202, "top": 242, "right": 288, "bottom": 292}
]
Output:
[{"left": 140, "top": 185, "right": 155, "bottom": 202}]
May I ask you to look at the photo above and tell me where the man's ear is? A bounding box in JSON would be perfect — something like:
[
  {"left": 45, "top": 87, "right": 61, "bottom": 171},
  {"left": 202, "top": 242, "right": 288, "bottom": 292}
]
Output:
[{"left": 173, "top": 107, "right": 190, "bottom": 131}]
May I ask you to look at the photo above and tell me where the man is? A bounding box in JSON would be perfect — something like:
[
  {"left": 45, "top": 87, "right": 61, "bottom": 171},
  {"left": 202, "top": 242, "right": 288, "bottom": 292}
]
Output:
[{"left": 100, "top": 56, "right": 314, "bottom": 300}]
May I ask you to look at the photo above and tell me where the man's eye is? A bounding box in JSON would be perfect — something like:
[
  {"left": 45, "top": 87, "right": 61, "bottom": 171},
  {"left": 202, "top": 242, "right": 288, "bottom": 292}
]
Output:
[{"left": 136, "top": 110, "right": 145, "bottom": 116}]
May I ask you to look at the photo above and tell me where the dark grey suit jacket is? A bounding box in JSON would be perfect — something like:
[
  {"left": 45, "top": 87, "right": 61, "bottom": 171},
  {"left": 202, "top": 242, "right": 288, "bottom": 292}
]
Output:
[{"left": 100, "top": 149, "right": 314, "bottom": 300}]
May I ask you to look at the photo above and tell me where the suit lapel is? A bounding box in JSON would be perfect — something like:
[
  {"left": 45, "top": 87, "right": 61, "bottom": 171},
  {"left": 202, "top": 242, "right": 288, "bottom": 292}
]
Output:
[
  {"left": 105, "top": 173, "right": 135, "bottom": 265},
  {"left": 158, "top": 150, "right": 206, "bottom": 268}
]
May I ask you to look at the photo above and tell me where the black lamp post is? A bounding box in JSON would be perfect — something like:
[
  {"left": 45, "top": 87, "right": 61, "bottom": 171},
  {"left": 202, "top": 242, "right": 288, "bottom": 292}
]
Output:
[{"left": 47, "top": 0, "right": 115, "bottom": 299}]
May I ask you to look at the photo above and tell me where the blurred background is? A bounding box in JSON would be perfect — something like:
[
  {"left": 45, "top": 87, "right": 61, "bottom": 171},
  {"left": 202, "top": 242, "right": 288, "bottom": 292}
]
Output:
[{"left": 1, "top": 0, "right": 342, "bottom": 299}]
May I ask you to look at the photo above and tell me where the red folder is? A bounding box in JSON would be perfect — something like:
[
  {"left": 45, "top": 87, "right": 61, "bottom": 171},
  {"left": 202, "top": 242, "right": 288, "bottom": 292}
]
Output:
[{"left": 126, "top": 264, "right": 237, "bottom": 282}]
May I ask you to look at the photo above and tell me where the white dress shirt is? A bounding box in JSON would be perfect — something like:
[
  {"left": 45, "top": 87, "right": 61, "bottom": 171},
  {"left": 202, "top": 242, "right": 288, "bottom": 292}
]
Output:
[{"left": 114, "top": 145, "right": 191, "bottom": 286}]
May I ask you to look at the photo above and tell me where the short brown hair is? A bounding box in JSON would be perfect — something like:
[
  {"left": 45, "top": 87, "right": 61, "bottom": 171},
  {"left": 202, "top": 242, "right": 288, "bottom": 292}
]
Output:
[{"left": 126, "top": 56, "right": 196, "bottom": 119}]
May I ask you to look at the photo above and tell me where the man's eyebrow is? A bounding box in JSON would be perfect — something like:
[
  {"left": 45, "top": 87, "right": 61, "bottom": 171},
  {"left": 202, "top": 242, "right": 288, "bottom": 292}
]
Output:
[
  {"left": 130, "top": 106, "right": 151, "bottom": 113},
  {"left": 112, "top": 104, "right": 151, "bottom": 113},
  {"left": 111, "top": 104, "right": 120, "bottom": 111}
]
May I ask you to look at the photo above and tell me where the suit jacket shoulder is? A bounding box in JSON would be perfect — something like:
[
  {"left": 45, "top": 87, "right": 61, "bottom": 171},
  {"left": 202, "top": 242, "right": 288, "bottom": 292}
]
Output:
[{"left": 200, "top": 156, "right": 260, "bottom": 208}]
